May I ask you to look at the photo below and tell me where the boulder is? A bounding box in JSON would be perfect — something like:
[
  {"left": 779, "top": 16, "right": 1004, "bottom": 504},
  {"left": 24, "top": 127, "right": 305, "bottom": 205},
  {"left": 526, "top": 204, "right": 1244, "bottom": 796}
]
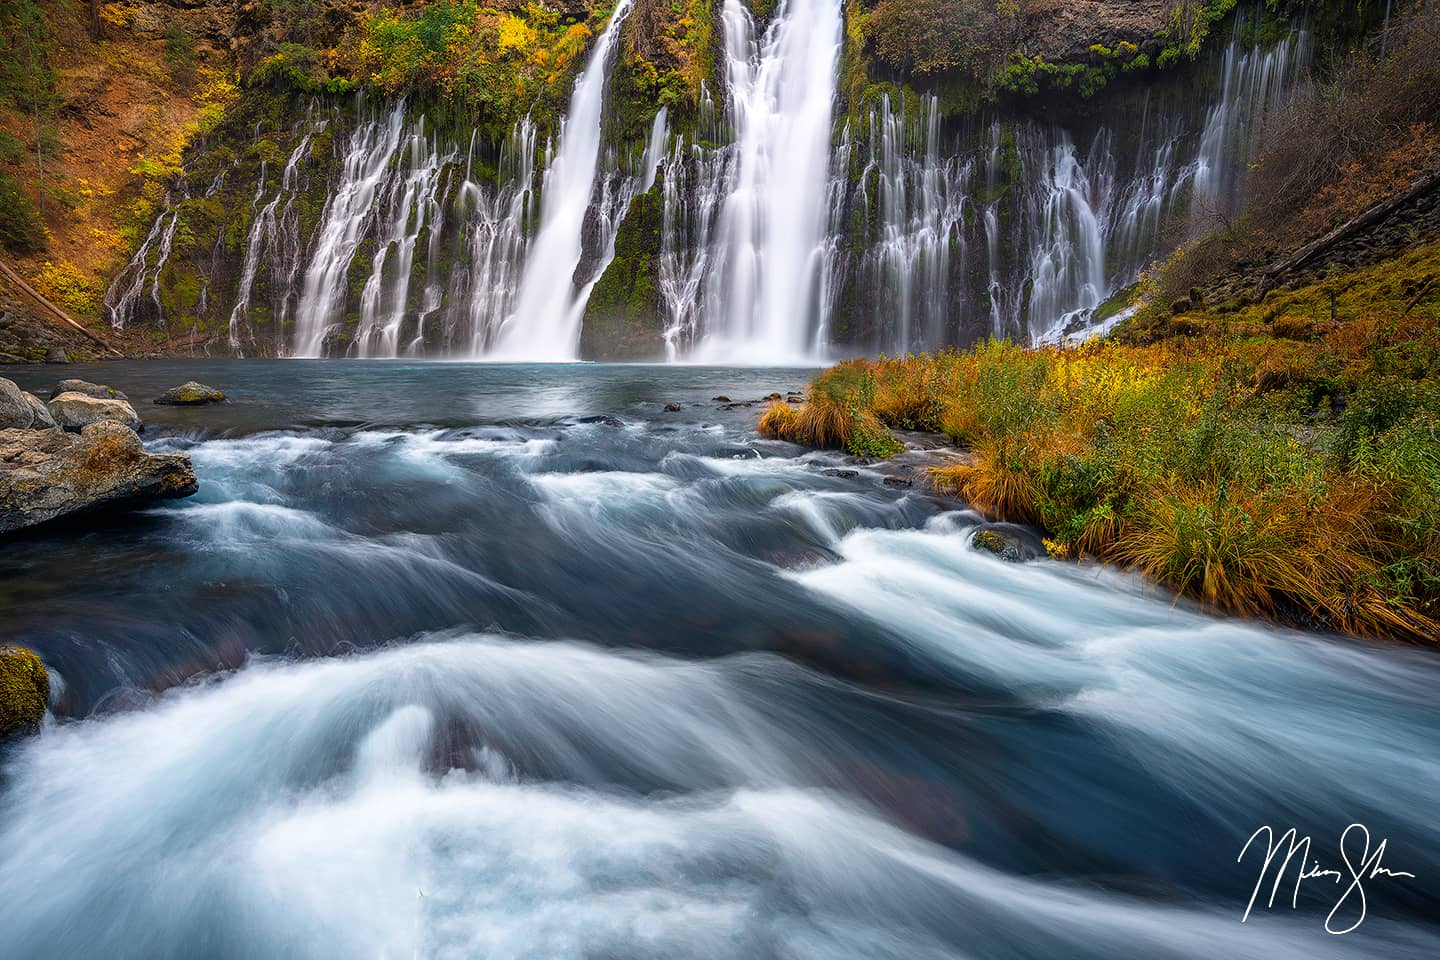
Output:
[
  {"left": 50, "top": 379, "right": 128, "bottom": 400},
  {"left": 0, "top": 421, "right": 197, "bottom": 534},
  {"left": 44, "top": 347, "right": 67, "bottom": 364},
  {"left": 154, "top": 381, "right": 226, "bottom": 405},
  {"left": 0, "top": 645, "right": 49, "bottom": 739},
  {"left": 47, "top": 392, "right": 142, "bottom": 432},
  {"left": 1, "top": 377, "right": 46, "bottom": 429},
  {"left": 663, "top": 402, "right": 682, "bottom": 412},
  {"left": 24, "top": 392, "right": 56, "bottom": 430}
]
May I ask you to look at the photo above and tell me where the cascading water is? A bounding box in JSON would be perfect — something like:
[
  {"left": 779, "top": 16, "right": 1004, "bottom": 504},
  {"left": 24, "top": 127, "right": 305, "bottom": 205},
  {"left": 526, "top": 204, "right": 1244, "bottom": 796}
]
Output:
[
  {"left": 691, "top": 0, "right": 844, "bottom": 363},
  {"left": 352, "top": 118, "right": 455, "bottom": 358},
  {"left": 858, "top": 95, "right": 972, "bottom": 353},
  {"left": 292, "top": 102, "right": 407, "bottom": 357},
  {"left": 114, "top": 8, "right": 1312, "bottom": 361},
  {"left": 444, "top": 122, "right": 538, "bottom": 357},
  {"left": 489, "top": 0, "right": 636, "bottom": 360},
  {"left": 228, "top": 121, "right": 320, "bottom": 352}
]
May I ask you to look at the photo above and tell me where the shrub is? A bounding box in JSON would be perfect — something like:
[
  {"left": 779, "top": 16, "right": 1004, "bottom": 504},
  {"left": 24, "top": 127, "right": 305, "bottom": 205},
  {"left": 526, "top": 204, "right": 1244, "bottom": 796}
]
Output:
[{"left": 0, "top": 170, "right": 45, "bottom": 252}]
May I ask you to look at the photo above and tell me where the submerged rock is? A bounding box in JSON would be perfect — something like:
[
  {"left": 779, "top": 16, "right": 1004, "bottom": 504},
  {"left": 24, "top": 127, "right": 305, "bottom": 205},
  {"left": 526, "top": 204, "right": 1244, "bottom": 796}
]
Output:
[
  {"left": 0, "top": 645, "right": 49, "bottom": 739},
  {"left": 663, "top": 402, "right": 682, "bottom": 412},
  {"left": 1, "top": 377, "right": 55, "bottom": 430},
  {"left": 50, "top": 379, "right": 128, "bottom": 401},
  {"left": 47, "top": 392, "right": 142, "bottom": 432},
  {"left": 822, "top": 468, "right": 859, "bottom": 479},
  {"left": 0, "top": 421, "right": 197, "bottom": 534},
  {"left": 155, "top": 381, "right": 226, "bottom": 405},
  {"left": 712, "top": 395, "right": 731, "bottom": 402}
]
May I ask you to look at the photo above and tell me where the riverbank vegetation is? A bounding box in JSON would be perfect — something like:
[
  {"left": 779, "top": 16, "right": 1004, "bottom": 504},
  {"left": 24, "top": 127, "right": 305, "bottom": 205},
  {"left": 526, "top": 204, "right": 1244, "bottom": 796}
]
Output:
[{"left": 760, "top": 245, "right": 1440, "bottom": 642}]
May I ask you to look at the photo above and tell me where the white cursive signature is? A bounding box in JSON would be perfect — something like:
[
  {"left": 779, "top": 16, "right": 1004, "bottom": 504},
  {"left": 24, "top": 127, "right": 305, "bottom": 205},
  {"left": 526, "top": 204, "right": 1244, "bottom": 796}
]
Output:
[{"left": 1238, "top": 823, "right": 1417, "bottom": 934}]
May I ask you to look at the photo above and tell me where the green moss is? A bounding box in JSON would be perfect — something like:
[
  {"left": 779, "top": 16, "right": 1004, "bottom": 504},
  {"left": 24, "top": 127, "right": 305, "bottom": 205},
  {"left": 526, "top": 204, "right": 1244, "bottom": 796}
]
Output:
[
  {"left": 0, "top": 645, "right": 49, "bottom": 739},
  {"left": 580, "top": 191, "right": 666, "bottom": 360}
]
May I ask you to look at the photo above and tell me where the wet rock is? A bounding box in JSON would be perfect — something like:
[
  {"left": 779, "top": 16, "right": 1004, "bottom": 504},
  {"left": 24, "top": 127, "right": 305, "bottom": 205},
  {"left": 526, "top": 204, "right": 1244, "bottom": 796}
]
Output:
[
  {"left": 721, "top": 402, "right": 753, "bottom": 410},
  {"left": 882, "top": 474, "right": 913, "bottom": 487},
  {"left": 44, "top": 347, "right": 67, "bottom": 364},
  {"left": 577, "top": 414, "right": 625, "bottom": 427},
  {"left": 763, "top": 392, "right": 783, "bottom": 401},
  {"left": 786, "top": 395, "right": 805, "bottom": 403},
  {"left": 0, "top": 645, "right": 49, "bottom": 739},
  {"left": 970, "top": 526, "right": 1037, "bottom": 563},
  {"left": 663, "top": 402, "right": 682, "bottom": 412},
  {"left": 712, "top": 395, "right": 731, "bottom": 403},
  {"left": 49, "top": 379, "right": 128, "bottom": 401},
  {"left": 1, "top": 378, "right": 55, "bottom": 430},
  {"left": 154, "top": 381, "right": 226, "bottom": 405},
  {"left": 0, "top": 421, "right": 198, "bottom": 534},
  {"left": 822, "top": 468, "right": 859, "bottom": 479},
  {"left": 47, "top": 392, "right": 142, "bottom": 432}
]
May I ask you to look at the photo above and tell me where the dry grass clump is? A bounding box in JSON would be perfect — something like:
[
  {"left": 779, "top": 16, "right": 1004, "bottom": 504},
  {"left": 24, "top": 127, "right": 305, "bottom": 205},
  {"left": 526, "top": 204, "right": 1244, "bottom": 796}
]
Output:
[{"left": 764, "top": 248, "right": 1440, "bottom": 641}]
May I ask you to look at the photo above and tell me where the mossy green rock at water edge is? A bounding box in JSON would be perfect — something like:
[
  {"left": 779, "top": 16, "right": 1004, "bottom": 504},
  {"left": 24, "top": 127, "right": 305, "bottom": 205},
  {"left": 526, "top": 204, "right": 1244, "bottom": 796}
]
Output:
[
  {"left": 155, "top": 381, "right": 226, "bottom": 405},
  {"left": 0, "top": 645, "right": 49, "bottom": 739}
]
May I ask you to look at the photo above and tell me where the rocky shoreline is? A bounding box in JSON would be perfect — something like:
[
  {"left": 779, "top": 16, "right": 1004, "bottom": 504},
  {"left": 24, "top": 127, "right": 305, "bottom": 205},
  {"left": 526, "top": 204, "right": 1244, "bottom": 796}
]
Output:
[{"left": 0, "top": 376, "right": 206, "bottom": 536}]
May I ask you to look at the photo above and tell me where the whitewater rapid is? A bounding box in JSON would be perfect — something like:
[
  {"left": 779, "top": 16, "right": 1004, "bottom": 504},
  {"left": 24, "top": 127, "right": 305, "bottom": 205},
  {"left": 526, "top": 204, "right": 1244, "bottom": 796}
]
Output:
[{"left": 1, "top": 363, "right": 1436, "bottom": 958}]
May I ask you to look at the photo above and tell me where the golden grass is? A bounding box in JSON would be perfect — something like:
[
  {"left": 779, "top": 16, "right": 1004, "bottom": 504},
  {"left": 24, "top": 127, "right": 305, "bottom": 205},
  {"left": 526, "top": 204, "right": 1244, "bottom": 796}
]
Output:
[{"left": 764, "top": 245, "right": 1440, "bottom": 641}]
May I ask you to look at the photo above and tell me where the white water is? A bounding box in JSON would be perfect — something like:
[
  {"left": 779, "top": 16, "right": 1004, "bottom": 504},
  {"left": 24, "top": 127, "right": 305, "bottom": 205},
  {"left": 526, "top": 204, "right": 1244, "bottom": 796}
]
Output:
[
  {"left": 489, "top": 0, "right": 636, "bottom": 360},
  {"left": 228, "top": 122, "right": 319, "bottom": 351},
  {"left": 118, "top": 14, "right": 1311, "bottom": 360},
  {"left": 690, "top": 0, "right": 844, "bottom": 363},
  {"left": 292, "top": 102, "right": 407, "bottom": 357},
  {"left": 353, "top": 117, "right": 454, "bottom": 358}
]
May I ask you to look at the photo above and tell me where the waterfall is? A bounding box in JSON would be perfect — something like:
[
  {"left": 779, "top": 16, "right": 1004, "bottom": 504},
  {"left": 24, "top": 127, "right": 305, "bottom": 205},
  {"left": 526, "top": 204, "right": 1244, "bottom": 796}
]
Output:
[
  {"left": 291, "top": 102, "right": 407, "bottom": 357},
  {"left": 228, "top": 123, "right": 319, "bottom": 351},
  {"left": 489, "top": 0, "right": 635, "bottom": 360},
  {"left": 861, "top": 95, "right": 971, "bottom": 353},
  {"left": 103, "top": 9, "right": 1314, "bottom": 360},
  {"left": 1191, "top": 28, "right": 1310, "bottom": 223},
  {"left": 352, "top": 118, "right": 454, "bottom": 358},
  {"left": 691, "top": 0, "right": 844, "bottom": 363},
  {"left": 446, "top": 121, "right": 538, "bottom": 357},
  {"left": 105, "top": 189, "right": 184, "bottom": 330}
]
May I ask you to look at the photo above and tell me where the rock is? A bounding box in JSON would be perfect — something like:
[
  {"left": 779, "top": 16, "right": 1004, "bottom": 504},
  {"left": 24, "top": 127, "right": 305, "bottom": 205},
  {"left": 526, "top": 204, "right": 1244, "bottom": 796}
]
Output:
[
  {"left": 0, "top": 645, "right": 49, "bottom": 739},
  {"left": 721, "top": 402, "right": 753, "bottom": 410},
  {"left": 822, "top": 468, "right": 859, "bottom": 479},
  {"left": 577, "top": 414, "right": 624, "bottom": 427},
  {"left": 24, "top": 392, "right": 56, "bottom": 430},
  {"left": 50, "top": 379, "right": 128, "bottom": 400},
  {"left": 712, "top": 395, "right": 731, "bottom": 402},
  {"left": 44, "top": 347, "right": 67, "bottom": 364},
  {"left": 764, "top": 392, "right": 783, "bottom": 401},
  {"left": 786, "top": 395, "right": 805, "bottom": 403},
  {"left": 154, "top": 381, "right": 226, "bottom": 405},
  {"left": 970, "top": 526, "right": 1037, "bottom": 563},
  {"left": 0, "top": 421, "right": 198, "bottom": 534},
  {"left": 663, "top": 402, "right": 682, "bottom": 412},
  {"left": 882, "top": 474, "right": 913, "bottom": 487},
  {"left": 1, "top": 378, "right": 43, "bottom": 429},
  {"left": 47, "top": 392, "right": 142, "bottom": 432}
]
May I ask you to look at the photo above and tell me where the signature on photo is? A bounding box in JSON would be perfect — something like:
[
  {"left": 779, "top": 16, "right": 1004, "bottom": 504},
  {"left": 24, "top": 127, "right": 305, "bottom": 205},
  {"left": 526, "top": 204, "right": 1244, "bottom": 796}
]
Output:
[{"left": 1238, "top": 823, "right": 1417, "bottom": 934}]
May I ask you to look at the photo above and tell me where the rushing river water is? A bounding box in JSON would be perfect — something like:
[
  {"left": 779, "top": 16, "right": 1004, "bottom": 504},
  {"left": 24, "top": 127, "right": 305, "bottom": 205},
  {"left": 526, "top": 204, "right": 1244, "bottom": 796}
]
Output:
[{"left": 1, "top": 362, "right": 1437, "bottom": 958}]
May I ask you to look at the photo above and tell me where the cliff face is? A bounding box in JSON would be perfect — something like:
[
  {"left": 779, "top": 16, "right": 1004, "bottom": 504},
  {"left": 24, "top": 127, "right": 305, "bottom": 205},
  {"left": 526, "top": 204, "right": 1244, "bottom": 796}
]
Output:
[{"left": 0, "top": 0, "right": 1386, "bottom": 360}]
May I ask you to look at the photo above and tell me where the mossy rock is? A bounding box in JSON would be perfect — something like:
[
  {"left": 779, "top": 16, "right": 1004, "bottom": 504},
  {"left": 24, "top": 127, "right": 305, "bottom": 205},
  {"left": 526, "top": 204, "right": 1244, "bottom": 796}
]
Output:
[
  {"left": 0, "top": 645, "right": 49, "bottom": 739},
  {"left": 154, "top": 381, "right": 226, "bottom": 405}
]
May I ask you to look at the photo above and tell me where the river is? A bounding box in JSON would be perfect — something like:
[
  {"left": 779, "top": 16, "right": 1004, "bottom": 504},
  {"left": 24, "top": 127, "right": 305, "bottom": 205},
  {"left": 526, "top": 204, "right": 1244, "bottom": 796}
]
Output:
[{"left": 1, "top": 361, "right": 1436, "bottom": 958}]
